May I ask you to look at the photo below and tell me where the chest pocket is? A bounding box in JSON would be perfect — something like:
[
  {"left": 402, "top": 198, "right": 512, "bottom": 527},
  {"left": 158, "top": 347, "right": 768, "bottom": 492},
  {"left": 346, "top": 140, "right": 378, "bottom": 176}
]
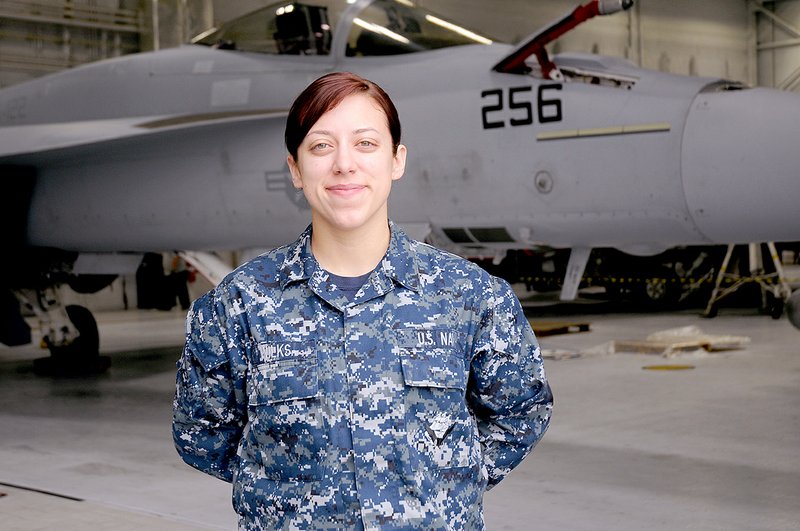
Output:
[
  {"left": 246, "top": 341, "right": 325, "bottom": 481},
  {"left": 250, "top": 341, "right": 319, "bottom": 404},
  {"left": 398, "top": 329, "right": 476, "bottom": 470}
]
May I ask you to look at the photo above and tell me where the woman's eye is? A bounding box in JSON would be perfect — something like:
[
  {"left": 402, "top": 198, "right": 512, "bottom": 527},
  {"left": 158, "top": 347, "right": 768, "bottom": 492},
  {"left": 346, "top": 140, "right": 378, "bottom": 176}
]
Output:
[
  {"left": 358, "top": 140, "right": 376, "bottom": 148},
  {"left": 311, "top": 142, "right": 330, "bottom": 151}
]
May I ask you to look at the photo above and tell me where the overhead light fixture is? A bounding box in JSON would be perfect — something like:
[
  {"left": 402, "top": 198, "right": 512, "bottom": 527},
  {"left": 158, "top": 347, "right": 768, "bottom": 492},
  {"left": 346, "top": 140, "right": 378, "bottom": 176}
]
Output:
[{"left": 425, "top": 15, "right": 492, "bottom": 45}]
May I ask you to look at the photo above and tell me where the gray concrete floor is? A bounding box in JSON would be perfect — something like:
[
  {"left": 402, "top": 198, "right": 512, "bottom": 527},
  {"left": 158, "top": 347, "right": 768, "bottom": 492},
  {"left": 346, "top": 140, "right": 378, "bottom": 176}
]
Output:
[{"left": 1, "top": 305, "right": 799, "bottom": 530}]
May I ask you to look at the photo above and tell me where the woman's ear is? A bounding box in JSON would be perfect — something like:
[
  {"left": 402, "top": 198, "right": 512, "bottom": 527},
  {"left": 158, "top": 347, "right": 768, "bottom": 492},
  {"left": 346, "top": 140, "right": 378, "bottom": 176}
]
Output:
[
  {"left": 287, "top": 154, "right": 303, "bottom": 189},
  {"left": 391, "top": 144, "right": 407, "bottom": 182}
]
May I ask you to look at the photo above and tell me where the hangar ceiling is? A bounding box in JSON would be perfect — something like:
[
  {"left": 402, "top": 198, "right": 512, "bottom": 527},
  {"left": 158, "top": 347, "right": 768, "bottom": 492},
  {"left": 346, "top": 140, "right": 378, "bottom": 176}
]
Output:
[{"left": 0, "top": 0, "right": 798, "bottom": 91}]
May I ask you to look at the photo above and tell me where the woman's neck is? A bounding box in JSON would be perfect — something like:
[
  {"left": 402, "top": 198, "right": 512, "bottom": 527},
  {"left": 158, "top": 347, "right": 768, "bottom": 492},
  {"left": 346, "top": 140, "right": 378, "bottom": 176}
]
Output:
[{"left": 310, "top": 219, "right": 391, "bottom": 277}]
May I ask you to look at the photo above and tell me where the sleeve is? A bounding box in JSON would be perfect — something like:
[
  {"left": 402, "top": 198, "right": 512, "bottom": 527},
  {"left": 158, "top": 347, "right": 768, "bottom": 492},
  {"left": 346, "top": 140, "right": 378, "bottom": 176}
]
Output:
[
  {"left": 467, "top": 276, "right": 553, "bottom": 489},
  {"left": 172, "top": 290, "right": 247, "bottom": 482}
]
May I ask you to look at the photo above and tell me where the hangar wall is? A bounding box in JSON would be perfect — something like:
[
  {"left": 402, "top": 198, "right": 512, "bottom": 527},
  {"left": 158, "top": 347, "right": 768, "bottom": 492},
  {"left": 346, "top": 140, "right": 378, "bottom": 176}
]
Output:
[
  {"left": 757, "top": 0, "right": 800, "bottom": 90},
  {"left": 0, "top": 0, "right": 141, "bottom": 86},
  {"left": 138, "top": 0, "right": 213, "bottom": 51},
  {"left": 0, "top": 0, "right": 214, "bottom": 87}
]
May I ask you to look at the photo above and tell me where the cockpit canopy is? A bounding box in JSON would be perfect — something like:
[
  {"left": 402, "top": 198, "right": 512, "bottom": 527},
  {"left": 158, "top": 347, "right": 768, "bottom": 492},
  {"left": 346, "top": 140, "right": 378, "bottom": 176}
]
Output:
[{"left": 192, "top": 0, "right": 501, "bottom": 57}]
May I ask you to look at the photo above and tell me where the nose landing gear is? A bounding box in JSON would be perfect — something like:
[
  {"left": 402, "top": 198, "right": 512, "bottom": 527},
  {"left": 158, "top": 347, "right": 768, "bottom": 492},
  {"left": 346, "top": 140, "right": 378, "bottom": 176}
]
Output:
[{"left": 15, "top": 287, "right": 110, "bottom": 376}]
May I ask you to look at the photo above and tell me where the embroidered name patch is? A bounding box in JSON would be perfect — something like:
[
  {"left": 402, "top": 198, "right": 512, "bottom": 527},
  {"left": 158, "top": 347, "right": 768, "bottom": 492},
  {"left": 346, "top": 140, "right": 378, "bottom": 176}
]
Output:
[
  {"left": 398, "top": 329, "right": 461, "bottom": 349},
  {"left": 257, "top": 341, "right": 315, "bottom": 364}
]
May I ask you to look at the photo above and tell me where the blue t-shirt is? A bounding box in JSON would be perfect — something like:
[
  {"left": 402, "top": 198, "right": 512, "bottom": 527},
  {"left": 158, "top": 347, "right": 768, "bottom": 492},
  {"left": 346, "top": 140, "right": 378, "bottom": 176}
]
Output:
[{"left": 327, "top": 271, "right": 372, "bottom": 301}]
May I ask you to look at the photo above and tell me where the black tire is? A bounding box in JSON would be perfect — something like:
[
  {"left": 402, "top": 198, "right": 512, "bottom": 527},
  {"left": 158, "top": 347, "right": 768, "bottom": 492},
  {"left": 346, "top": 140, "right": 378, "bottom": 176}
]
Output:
[
  {"left": 766, "top": 293, "right": 784, "bottom": 320},
  {"left": 787, "top": 291, "right": 800, "bottom": 330},
  {"left": 35, "top": 305, "right": 108, "bottom": 375},
  {"left": 51, "top": 305, "right": 100, "bottom": 358}
]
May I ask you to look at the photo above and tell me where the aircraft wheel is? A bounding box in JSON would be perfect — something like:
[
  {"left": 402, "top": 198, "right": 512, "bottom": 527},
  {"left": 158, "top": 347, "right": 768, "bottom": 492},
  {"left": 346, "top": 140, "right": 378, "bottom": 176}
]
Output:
[
  {"left": 637, "top": 269, "right": 680, "bottom": 308},
  {"left": 34, "top": 305, "right": 109, "bottom": 376},
  {"left": 764, "top": 293, "right": 784, "bottom": 319}
]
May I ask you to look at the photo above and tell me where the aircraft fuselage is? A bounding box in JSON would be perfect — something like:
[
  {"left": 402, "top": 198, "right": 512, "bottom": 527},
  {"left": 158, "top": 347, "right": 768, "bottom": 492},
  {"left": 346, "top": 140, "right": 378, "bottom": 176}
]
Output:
[{"left": 3, "top": 43, "right": 798, "bottom": 256}]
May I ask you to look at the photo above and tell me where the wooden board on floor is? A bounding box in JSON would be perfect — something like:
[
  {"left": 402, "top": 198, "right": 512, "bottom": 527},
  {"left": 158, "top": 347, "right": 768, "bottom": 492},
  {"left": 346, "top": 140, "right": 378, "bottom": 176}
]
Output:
[
  {"left": 529, "top": 321, "right": 591, "bottom": 337},
  {"left": 614, "top": 340, "right": 710, "bottom": 355}
]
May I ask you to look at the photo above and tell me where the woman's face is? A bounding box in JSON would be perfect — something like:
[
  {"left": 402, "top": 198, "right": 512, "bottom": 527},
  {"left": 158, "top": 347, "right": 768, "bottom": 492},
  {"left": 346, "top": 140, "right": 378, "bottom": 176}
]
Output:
[{"left": 287, "top": 93, "right": 406, "bottom": 235}]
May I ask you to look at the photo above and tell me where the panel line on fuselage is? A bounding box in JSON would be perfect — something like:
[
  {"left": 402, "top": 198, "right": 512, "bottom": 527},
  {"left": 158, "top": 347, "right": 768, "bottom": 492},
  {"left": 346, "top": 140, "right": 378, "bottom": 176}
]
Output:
[{"left": 537, "top": 122, "right": 671, "bottom": 141}]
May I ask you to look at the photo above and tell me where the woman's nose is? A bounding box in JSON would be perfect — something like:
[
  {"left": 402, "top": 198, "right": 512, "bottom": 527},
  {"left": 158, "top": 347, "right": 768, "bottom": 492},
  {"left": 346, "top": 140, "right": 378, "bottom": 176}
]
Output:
[{"left": 332, "top": 146, "right": 356, "bottom": 174}]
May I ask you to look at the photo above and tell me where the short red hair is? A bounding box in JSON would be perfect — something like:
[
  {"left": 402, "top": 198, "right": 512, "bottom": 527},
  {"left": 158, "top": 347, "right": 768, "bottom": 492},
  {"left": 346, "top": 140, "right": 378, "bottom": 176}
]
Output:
[{"left": 285, "top": 72, "right": 402, "bottom": 159}]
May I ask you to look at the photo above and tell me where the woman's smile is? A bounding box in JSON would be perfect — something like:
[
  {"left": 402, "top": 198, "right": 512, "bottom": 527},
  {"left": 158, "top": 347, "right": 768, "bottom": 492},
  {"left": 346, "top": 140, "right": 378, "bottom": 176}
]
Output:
[{"left": 326, "top": 183, "right": 367, "bottom": 198}]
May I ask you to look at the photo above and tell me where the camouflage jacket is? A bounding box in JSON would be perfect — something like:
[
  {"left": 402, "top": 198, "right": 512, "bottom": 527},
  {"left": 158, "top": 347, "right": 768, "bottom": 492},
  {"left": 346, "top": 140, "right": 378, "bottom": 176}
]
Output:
[{"left": 173, "top": 223, "right": 552, "bottom": 530}]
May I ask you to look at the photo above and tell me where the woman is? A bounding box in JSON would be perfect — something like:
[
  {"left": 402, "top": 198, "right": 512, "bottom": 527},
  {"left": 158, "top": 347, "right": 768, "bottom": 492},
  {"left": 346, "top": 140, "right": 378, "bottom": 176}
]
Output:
[{"left": 173, "top": 72, "right": 552, "bottom": 530}]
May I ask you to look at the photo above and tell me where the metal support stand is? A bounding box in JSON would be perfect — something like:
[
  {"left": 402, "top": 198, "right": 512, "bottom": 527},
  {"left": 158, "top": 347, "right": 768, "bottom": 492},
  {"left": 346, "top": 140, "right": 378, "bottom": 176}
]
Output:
[{"left": 703, "top": 242, "right": 793, "bottom": 319}]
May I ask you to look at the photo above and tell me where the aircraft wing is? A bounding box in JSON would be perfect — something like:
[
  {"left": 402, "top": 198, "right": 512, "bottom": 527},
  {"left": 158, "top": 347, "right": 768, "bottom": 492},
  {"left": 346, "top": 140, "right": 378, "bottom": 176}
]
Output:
[
  {"left": 3, "top": 108, "right": 298, "bottom": 253},
  {"left": 0, "top": 109, "right": 287, "bottom": 163}
]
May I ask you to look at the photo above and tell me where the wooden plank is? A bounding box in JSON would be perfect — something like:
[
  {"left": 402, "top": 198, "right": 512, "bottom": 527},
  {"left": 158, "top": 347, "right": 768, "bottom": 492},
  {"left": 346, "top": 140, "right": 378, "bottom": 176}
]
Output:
[
  {"left": 613, "top": 340, "right": 710, "bottom": 355},
  {"left": 529, "top": 321, "right": 591, "bottom": 337}
]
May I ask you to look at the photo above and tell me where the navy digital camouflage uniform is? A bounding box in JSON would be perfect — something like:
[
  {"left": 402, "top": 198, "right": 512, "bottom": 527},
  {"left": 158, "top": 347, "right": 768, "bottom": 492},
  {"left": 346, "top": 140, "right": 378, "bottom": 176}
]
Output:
[{"left": 173, "top": 222, "right": 553, "bottom": 530}]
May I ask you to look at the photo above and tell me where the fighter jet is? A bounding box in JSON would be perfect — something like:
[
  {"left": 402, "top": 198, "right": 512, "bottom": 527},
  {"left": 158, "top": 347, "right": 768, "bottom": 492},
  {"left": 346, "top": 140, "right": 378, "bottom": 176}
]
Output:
[{"left": 1, "top": 0, "right": 799, "bottom": 372}]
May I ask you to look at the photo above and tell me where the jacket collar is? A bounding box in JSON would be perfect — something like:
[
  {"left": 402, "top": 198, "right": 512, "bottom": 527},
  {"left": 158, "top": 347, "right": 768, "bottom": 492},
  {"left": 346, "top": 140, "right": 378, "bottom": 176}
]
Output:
[{"left": 278, "top": 221, "right": 420, "bottom": 295}]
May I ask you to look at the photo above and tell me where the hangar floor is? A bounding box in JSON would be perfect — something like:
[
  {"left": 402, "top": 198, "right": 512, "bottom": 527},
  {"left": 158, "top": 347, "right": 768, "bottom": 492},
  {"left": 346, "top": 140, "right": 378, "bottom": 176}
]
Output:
[{"left": 1, "top": 304, "right": 799, "bottom": 530}]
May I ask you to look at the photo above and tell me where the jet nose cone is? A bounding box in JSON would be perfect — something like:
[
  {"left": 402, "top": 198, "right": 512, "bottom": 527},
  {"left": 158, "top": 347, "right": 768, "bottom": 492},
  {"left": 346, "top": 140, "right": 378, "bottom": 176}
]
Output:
[{"left": 682, "top": 86, "right": 800, "bottom": 243}]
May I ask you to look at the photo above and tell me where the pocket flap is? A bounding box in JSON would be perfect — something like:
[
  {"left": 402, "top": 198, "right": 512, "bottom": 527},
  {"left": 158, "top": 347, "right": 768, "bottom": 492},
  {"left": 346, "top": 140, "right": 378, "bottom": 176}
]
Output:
[
  {"left": 400, "top": 349, "right": 466, "bottom": 390},
  {"left": 250, "top": 341, "right": 318, "bottom": 404}
]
